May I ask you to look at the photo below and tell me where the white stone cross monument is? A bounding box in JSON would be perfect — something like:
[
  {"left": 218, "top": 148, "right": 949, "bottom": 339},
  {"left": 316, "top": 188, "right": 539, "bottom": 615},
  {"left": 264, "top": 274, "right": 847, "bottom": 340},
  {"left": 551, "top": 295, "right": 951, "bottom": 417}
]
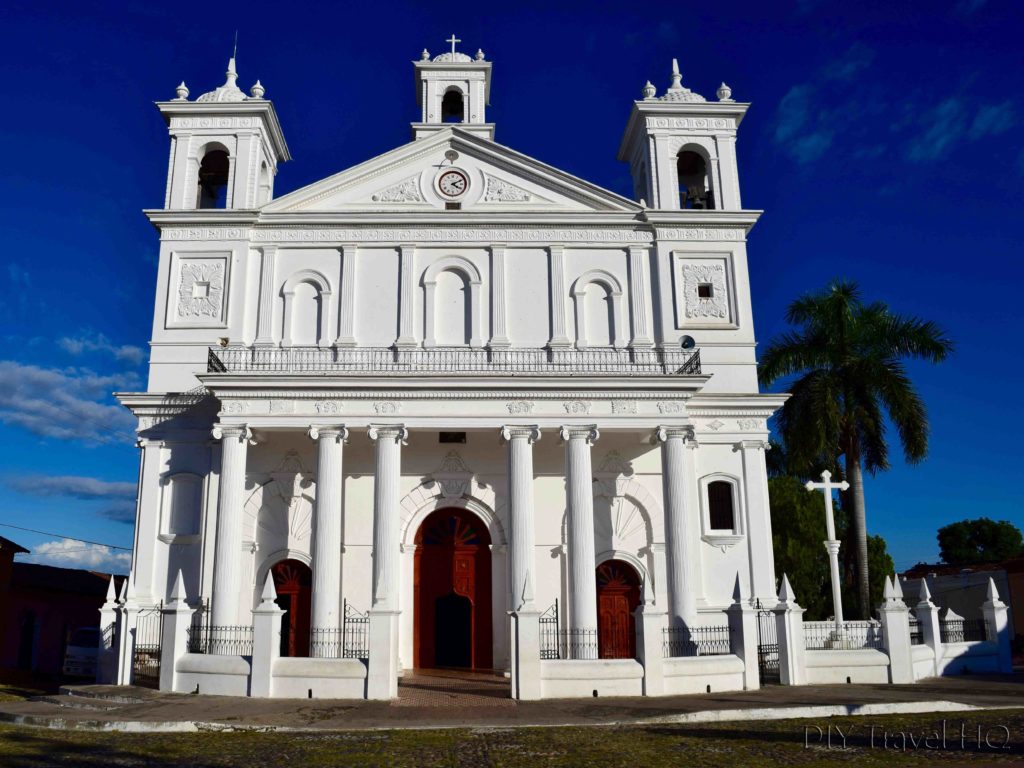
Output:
[
  {"left": 805, "top": 470, "right": 850, "bottom": 640},
  {"left": 446, "top": 34, "right": 461, "bottom": 55}
]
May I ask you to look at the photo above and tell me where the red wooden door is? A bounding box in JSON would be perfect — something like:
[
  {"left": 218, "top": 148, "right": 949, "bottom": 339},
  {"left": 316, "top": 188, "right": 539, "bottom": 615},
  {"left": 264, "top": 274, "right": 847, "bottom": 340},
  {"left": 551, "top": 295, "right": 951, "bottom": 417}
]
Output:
[
  {"left": 414, "top": 509, "right": 492, "bottom": 669},
  {"left": 272, "top": 559, "right": 312, "bottom": 657},
  {"left": 596, "top": 561, "right": 641, "bottom": 659}
]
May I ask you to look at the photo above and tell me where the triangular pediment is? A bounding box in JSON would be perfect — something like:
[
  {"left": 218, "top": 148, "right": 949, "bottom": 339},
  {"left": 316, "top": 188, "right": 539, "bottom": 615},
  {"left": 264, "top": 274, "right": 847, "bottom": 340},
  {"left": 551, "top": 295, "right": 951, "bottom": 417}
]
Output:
[{"left": 262, "top": 129, "right": 641, "bottom": 214}]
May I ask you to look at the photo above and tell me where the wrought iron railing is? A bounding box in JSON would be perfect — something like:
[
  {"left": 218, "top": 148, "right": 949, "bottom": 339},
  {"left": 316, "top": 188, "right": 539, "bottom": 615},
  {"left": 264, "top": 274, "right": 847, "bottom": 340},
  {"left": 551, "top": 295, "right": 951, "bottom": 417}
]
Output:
[
  {"left": 909, "top": 617, "right": 924, "bottom": 646},
  {"left": 803, "top": 620, "right": 884, "bottom": 651},
  {"left": 663, "top": 625, "right": 732, "bottom": 658},
  {"left": 101, "top": 621, "right": 118, "bottom": 651},
  {"left": 940, "top": 617, "right": 988, "bottom": 644},
  {"left": 539, "top": 601, "right": 560, "bottom": 660},
  {"left": 342, "top": 601, "right": 369, "bottom": 659},
  {"left": 187, "top": 603, "right": 254, "bottom": 656},
  {"left": 207, "top": 345, "right": 701, "bottom": 377},
  {"left": 560, "top": 628, "right": 600, "bottom": 660}
]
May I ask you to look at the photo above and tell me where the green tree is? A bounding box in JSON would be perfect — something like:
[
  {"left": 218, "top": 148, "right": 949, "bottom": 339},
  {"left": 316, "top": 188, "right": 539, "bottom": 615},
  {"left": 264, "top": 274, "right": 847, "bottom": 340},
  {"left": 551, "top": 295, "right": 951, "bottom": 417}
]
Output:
[
  {"left": 938, "top": 518, "right": 1024, "bottom": 565},
  {"left": 759, "top": 280, "right": 953, "bottom": 617}
]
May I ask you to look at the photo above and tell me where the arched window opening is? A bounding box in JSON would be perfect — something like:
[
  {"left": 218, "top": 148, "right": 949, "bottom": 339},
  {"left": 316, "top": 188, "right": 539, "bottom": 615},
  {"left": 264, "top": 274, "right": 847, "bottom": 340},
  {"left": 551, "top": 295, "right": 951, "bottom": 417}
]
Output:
[
  {"left": 433, "top": 269, "right": 471, "bottom": 345},
  {"left": 583, "top": 282, "right": 614, "bottom": 347},
  {"left": 707, "top": 480, "right": 735, "bottom": 530},
  {"left": 289, "top": 281, "right": 322, "bottom": 346},
  {"left": 441, "top": 90, "right": 464, "bottom": 123},
  {"left": 677, "top": 150, "right": 713, "bottom": 210},
  {"left": 196, "top": 149, "right": 230, "bottom": 209}
]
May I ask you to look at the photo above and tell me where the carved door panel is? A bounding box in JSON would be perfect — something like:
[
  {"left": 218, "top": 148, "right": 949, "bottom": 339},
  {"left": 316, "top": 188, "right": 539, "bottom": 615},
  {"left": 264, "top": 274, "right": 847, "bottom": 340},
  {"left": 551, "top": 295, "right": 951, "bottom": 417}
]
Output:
[
  {"left": 596, "top": 561, "right": 640, "bottom": 659},
  {"left": 272, "top": 559, "right": 312, "bottom": 658}
]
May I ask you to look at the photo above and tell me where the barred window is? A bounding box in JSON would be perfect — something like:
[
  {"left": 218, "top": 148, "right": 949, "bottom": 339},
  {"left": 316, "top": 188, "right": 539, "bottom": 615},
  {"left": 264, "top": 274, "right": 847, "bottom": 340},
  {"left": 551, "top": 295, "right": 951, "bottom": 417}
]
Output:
[{"left": 707, "top": 480, "right": 735, "bottom": 531}]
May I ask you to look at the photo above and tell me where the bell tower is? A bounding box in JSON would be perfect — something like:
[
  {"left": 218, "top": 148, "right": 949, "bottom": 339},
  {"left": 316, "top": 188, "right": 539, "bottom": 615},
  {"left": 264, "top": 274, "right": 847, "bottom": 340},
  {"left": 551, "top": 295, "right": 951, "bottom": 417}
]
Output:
[
  {"left": 618, "top": 60, "right": 747, "bottom": 210},
  {"left": 157, "top": 57, "right": 291, "bottom": 210},
  {"left": 412, "top": 36, "right": 493, "bottom": 140}
]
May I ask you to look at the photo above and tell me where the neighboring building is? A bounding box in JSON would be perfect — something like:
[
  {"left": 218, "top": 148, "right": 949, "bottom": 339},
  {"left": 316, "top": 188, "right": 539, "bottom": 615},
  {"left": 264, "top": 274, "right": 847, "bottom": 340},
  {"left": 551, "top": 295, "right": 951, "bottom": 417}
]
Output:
[
  {"left": 0, "top": 538, "right": 121, "bottom": 679},
  {"left": 115, "top": 43, "right": 787, "bottom": 698},
  {"left": 902, "top": 558, "right": 1023, "bottom": 652}
]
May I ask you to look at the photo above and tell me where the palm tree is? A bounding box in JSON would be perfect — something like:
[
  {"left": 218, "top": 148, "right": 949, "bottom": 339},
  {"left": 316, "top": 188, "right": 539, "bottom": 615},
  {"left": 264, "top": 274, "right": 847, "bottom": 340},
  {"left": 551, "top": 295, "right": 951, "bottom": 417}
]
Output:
[{"left": 759, "top": 280, "right": 953, "bottom": 617}]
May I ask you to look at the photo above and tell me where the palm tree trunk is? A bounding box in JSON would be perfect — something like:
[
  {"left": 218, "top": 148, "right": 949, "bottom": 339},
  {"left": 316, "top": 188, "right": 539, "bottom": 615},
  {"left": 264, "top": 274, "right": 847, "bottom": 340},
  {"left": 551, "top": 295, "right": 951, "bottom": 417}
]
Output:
[{"left": 845, "top": 450, "right": 870, "bottom": 619}]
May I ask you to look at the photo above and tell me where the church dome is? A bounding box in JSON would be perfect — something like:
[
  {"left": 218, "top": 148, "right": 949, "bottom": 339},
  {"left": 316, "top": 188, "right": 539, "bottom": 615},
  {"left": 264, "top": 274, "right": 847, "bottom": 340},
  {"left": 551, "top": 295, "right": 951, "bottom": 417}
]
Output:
[
  {"left": 432, "top": 51, "right": 473, "bottom": 63},
  {"left": 659, "top": 58, "right": 706, "bottom": 103},
  {"left": 196, "top": 58, "right": 249, "bottom": 103}
]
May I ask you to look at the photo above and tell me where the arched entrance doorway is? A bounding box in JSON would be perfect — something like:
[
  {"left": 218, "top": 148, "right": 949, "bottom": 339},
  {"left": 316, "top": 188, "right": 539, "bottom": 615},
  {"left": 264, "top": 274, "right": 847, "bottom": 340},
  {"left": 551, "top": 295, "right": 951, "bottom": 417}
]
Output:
[
  {"left": 271, "top": 559, "right": 312, "bottom": 657},
  {"left": 414, "top": 508, "right": 492, "bottom": 669},
  {"left": 596, "top": 560, "right": 641, "bottom": 659}
]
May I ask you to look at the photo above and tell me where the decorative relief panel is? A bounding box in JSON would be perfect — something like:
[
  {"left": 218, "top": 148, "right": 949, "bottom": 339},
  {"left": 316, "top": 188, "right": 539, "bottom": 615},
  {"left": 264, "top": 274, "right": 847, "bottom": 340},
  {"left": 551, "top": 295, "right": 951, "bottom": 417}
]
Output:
[
  {"left": 673, "top": 254, "right": 735, "bottom": 328},
  {"left": 171, "top": 117, "right": 256, "bottom": 129},
  {"left": 370, "top": 175, "right": 424, "bottom": 203},
  {"left": 658, "top": 228, "right": 743, "bottom": 242},
  {"left": 163, "top": 227, "right": 655, "bottom": 244},
  {"left": 482, "top": 174, "right": 532, "bottom": 202},
  {"left": 645, "top": 116, "right": 732, "bottom": 131},
  {"left": 706, "top": 419, "right": 725, "bottom": 431},
  {"left": 269, "top": 400, "right": 294, "bottom": 414},
  {"left": 563, "top": 400, "right": 592, "bottom": 415},
  {"left": 506, "top": 400, "right": 534, "bottom": 415},
  {"left": 222, "top": 401, "right": 247, "bottom": 415},
  {"left": 657, "top": 401, "right": 684, "bottom": 414},
  {"left": 314, "top": 401, "right": 341, "bottom": 414},
  {"left": 169, "top": 254, "right": 229, "bottom": 327},
  {"left": 611, "top": 401, "right": 638, "bottom": 414},
  {"left": 374, "top": 401, "right": 401, "bottom": 415},
  {"left": 737, "top": 418, "right": 763, "bottom": 431}
]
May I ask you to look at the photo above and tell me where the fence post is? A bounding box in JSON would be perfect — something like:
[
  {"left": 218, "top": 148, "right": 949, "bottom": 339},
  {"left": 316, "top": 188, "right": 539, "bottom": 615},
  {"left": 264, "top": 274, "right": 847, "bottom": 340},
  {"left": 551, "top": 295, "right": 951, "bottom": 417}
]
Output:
[
  {"left": 878, "top": 575, "right": 914, "bottom": 684},
  {"left": 727, "top": 574, "right": 760, "bottom": 690},
  {"left": 981, "top": 577, "right": 1012, "bottom": 674},
  {"left": 773, "top": 574, "right": 806, "bottom": 686},
  {"left": 366, "top": 609, "right": 400, "bottom": 700},
  {"left": 159, "top": 571, "right": 192, "bottom": 693},
  {"left": 914, "top": 580, "right": 942, "bottom": 678},
  {"left": 250, "top": 572, "right": 283, "bottom": 698},
  {"left": 96, "top": 575, "right": 119, "bottom": 684},
  {"left": 635, "top": 605, "right": 666, "bottom": 696},
  {"left": 510, "top": 609, "right": 542, "bottom": 700}
]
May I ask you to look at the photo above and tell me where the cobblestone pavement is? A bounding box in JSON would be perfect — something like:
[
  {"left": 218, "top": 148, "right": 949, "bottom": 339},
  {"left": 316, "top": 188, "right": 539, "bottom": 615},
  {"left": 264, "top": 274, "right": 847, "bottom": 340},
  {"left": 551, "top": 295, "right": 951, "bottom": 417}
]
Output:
[{"left": 393, "top": 669, "right": 517, "bottom": 708}]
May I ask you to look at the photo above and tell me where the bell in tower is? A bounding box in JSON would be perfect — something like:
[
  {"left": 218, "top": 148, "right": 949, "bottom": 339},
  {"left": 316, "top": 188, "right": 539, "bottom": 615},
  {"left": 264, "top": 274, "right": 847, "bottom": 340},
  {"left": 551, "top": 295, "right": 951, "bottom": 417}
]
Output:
[{"left": 412, "top": 36, "right": 494, "bottom": 141}]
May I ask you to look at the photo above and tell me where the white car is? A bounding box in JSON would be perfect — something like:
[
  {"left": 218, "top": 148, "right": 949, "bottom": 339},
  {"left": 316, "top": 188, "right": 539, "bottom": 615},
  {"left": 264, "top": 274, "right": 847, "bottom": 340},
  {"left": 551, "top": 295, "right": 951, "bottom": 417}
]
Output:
[{"left": 62, "top": 627, "right": 100, "bottom": 679}]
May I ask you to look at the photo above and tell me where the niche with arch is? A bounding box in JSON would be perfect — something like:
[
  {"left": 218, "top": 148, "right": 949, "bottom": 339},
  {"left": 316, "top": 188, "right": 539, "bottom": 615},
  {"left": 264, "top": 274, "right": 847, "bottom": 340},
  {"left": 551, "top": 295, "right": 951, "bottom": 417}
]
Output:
[
  {"left": 257, "top": 161, "right": 272, "bottom": 205},
  {"left": 676, "top": 148, "right": 714, "bottom": 210},
  {"left": 571, "top": 270, "right": 625, "bottom": 349},
  {"left": 196, "top": 144, "right": 231, "bottom": 209},
  {"left": 159, "top": 472, "right": 203, "bottom": 542},
  {"left": 281, "top": 270, "right": 332, "bottom": 347},
  {"left": 423, "top": 257, "right": 483, "bottom": 347}
]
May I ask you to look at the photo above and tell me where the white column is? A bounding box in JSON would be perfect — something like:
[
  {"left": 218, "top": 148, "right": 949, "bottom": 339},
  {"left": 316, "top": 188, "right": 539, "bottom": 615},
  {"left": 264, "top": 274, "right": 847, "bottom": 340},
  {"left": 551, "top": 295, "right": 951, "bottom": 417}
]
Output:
[
  {"left": 501, "top": 426, "right": 541, "bottom": 611},
  {"left": 548, "top": 246, "right": 571, "bottom": 348},
  {"left": 254, "top": 245, "right": 277, "bottom": 346},
  {"left": 395, "top": 245, "right": 416, "bottom": 348},
  {"left": 656, "top": 426, "right": 699, "bottom": 627},
  {"left": 308, "top": 426, "right": 348, "bottom": 644},
  {"left": 489, "top": 245, "right": 510, "bottom": 348},
  {"left": 735, "top": 440, "right": 776, "bottom": 600},
  {"left": 335, "top": 244, "right": 357, "bottom": 347},
  {"left": 368, "top": 425, "right": 407, "bottom": 609},
  {"left": 130, "top": 437, "right": 163, "bottom": 600},
  {"left": 627, "top": 246, "right": 654, "bottom": 347},
  {"left": 561, "top": 425, "right": 599, "bottom": 657},
  {"left": 210, "top": 424, "right": 253, "bottom": 627}
]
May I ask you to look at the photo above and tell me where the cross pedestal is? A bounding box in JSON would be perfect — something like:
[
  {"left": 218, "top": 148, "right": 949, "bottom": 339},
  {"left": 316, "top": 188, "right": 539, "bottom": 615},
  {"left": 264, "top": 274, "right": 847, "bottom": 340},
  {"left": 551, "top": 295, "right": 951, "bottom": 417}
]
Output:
[{"left": 805, "top": 470, "right": 850, "bottom": 641}]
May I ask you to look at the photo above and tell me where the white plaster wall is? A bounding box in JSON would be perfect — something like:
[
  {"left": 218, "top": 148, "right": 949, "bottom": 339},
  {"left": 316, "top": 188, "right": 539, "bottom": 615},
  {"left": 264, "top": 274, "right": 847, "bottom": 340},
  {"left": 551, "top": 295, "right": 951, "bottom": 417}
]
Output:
[{"left": 803, "top": 649, "right": 891, "bottom": 685}]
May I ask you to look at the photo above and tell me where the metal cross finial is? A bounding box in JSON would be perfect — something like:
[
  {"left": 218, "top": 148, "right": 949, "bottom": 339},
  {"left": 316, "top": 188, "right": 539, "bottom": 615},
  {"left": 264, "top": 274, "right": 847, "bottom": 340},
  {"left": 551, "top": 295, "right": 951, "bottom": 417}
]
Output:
[{"left": 446, "top": 34, "right": 461, "bottom": 55}]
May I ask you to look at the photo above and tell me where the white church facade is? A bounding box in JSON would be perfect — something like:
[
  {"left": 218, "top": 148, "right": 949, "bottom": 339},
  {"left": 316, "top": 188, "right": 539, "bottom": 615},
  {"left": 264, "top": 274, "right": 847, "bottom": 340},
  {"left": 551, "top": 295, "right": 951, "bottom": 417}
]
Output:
[{"left": 104, "top": 42, "right": 1011, "bottom": 699}]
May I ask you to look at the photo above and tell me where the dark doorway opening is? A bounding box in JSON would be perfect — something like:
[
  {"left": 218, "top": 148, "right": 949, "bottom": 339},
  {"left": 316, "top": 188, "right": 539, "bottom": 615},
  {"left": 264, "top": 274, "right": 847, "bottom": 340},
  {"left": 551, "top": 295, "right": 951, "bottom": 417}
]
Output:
[
  {"left": 272, "top": 559, "right": 312, "bottom": 657},
  {"left": 434, "top": 592, "right": 472, "bottom": 668}
]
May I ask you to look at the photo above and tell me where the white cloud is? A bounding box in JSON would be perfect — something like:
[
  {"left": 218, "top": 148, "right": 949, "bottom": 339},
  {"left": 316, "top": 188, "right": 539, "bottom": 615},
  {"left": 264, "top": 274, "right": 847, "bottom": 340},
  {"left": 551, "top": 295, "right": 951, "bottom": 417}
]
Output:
[
  {"left": 59, "top": 332, "right": 146, "bottom": 366},
  {"left": 23, "top": 538, "right": 131, "bottom": 573},
  {"left": 0, "top": 360, "right": 139, "bottom": 444},
  {"left": 6, "top": 474, "right": 136, "bottom": 499}
]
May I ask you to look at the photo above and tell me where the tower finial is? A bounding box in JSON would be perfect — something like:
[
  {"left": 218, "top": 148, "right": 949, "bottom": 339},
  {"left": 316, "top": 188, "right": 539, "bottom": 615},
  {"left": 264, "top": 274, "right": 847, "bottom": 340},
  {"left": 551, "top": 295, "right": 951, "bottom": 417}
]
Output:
[
  {"left": 669, "top": 58, "right": 683, "bottom": 91},
  {"left": 233, "top": 30, "right": 238, "bottom": 60}
]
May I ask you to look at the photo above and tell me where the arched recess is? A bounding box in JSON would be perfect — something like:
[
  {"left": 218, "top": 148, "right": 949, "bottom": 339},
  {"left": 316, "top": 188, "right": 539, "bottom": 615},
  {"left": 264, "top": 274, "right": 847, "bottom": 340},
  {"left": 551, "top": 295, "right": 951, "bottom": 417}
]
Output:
[
  {"left": 441, "top": 86, "right": 466, "bottom": 123},
  {"left": 253, "top": 548, "right": 312, "bottom": 609},
  {"left": 257, "top": 161, "right": 272, "bottom": 205},
  {"left": 570, "top": 269, "right": 625, "bottom": 349},
  {"left": 422, "top": 256, "right": 483, "bottom": 348},
  {"left": 194, "top": 141, "right": 233, "bottom": 209},
  {"left": 671, "top": 140, "right": 718, "bottom": 211},
  {"left": 281, "top": 269, "right": 333, "bottom": 347},
  {"left": 596, "top": 549, "right": 652, "bottom": 606}
]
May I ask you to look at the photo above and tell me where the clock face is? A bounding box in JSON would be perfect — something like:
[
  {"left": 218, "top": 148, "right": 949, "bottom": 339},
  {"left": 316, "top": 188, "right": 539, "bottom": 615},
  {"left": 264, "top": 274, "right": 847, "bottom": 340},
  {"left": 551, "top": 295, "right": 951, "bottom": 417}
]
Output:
[{"left": 437, "top": 169, "right": 469, "bottom": 198}]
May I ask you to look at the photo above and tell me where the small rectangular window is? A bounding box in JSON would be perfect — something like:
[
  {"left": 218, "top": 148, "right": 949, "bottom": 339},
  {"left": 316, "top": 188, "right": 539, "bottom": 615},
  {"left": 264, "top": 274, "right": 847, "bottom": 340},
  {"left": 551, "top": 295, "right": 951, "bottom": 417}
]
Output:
[
  {"left": 439, "top": 431, "right": 466, "bottom": 444},
  {"left": 445, "top": 202, "right": 461, "bottom": 210},
  {"left": 697, "top": 283, "right": 714, "bottom": 299}
]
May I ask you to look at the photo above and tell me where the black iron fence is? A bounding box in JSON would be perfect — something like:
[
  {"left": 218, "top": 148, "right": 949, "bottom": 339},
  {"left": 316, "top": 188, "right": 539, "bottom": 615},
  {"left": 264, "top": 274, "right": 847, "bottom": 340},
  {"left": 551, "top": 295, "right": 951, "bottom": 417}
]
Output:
[
  {"left": 662, "top": 625, "right": 732, "bottom": 658},
  {"left": 101, "top": 621, "right": 118, "bottom": 652},
  {"left": 539, "top": 601, "right": 560, "bottom": 660},
  {"left": 804, "top": 620, "right": 884, "bottom": 651},
  {"left": 131, "top": 604, "right": 163, "bottom": 689},
  {"left": 208, "top": 345, "right": 701, "bottom": 377},
  {"left": 187, "top": 603, "right": 254, "bottom": 656},
  {"left": 939, "top": 617, "right": 988, "bottom": 644},
  {"left": 308, "top": 603, "right": 369, "bottom": 659},
  {"left": 909, "top": 617, "right": 924, "bottom": 646}
]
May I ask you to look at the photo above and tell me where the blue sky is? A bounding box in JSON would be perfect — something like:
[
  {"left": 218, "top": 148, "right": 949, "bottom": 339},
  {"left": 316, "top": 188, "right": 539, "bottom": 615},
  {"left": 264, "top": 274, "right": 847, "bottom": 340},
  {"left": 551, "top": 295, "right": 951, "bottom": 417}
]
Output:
[{"left": 0, "top": 0, "right": 1021, "bottom": 574}]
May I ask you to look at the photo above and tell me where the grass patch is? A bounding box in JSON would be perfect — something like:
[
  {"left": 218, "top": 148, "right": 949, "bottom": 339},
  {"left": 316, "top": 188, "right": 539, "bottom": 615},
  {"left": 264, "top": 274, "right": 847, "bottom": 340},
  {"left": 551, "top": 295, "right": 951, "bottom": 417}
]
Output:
[
  {"left": 0, "top": 685, "right": 44, "bottom": 703},
  {"left": 0, "top": 709, "right": 1021, "bottom": 766}
]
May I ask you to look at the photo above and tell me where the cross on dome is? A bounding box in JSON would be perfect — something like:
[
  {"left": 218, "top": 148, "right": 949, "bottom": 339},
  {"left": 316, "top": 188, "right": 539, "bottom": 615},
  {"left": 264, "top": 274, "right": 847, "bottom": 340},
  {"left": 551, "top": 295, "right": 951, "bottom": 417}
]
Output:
[
  {"left": 446, "top": 34, "right": 461, "bottom": 55},
  {"left": 431, "top": 34, "right": 477, "bottom": 63}
]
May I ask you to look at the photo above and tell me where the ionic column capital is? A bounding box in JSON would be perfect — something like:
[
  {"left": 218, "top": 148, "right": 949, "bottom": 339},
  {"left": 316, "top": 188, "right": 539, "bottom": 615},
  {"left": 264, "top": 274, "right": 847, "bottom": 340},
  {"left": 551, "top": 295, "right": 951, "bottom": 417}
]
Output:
[
  {"left": 733, "top": 439, "right": 770, "bottom": 452},
  {"left": 211, "top": 424, "right": 256, "bottom": 445},
  {"left": 308, "top": 425, "right": 349, "bottom": 443},
  {"left": 500, "top": 425, "right": 541, "bottom": 444},
  {"left": 368, "top": 424, "right": 409, "bottom": 444},
  {"left": 559, "top": 425, "right": 599, "bottom": 444},
  {"left": 654, "top": 425, "right": 696, "bottom": 445}
]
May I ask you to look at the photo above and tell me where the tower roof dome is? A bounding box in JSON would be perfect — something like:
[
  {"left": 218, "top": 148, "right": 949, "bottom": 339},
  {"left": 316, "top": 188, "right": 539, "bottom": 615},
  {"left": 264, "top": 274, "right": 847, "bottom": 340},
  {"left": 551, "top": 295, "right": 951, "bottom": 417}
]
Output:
[
  {"left": 432, "top": 51, "right": 473, "bottom": 63},
  {"left": 196, "top": 57, "right": 249, "bottom": 103},
  {"left": 659, "top": 58, "right": 705, "bottom": 103}
]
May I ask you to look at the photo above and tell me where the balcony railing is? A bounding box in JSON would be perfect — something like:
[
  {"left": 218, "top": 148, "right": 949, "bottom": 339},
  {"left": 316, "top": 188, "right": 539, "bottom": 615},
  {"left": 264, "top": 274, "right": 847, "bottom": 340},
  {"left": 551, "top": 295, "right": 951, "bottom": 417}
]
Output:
[{"left": 207, "top": 345, "right": 701, "bottom": 377}]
